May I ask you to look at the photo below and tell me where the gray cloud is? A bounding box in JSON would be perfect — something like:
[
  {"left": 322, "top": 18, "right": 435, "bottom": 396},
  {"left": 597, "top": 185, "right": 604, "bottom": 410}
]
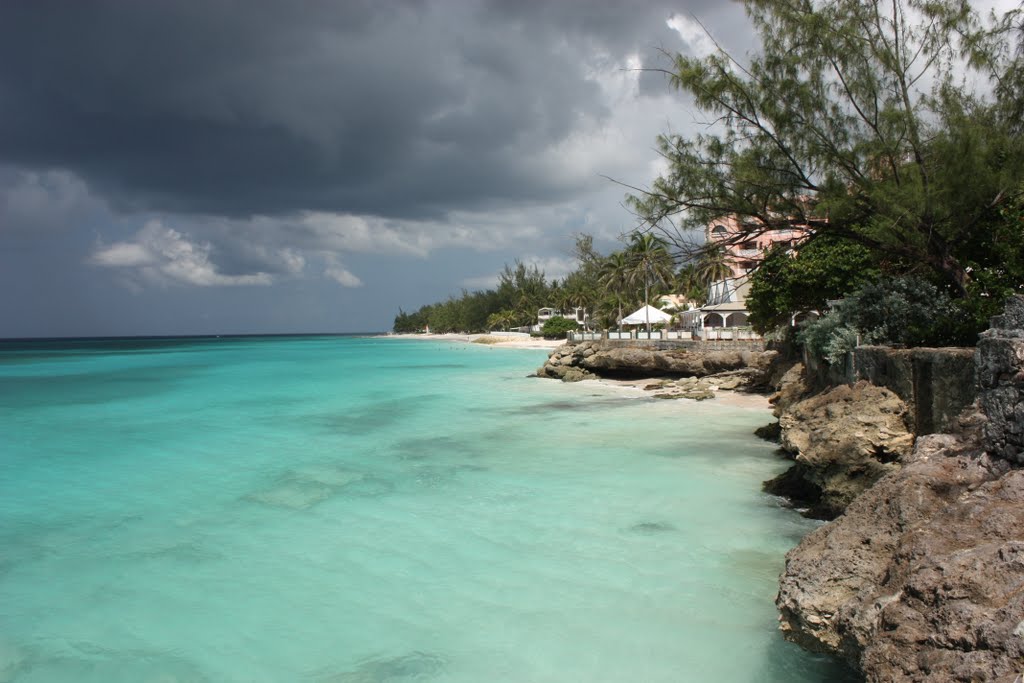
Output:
[
  {"left": 0, "top": 168, "right": 107, "bottom": 237},
  {"left": 0, "top": 0, "right": 738, "bottom": 220},
  {"left": 89, "top": 221, "right": 275, "bottom": 286},
  {"left": 0, "top": 0, "right": 754, "bottom": 336}
]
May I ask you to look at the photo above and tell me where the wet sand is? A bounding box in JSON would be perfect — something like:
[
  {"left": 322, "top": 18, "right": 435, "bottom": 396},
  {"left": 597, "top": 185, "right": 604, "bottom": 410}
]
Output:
[{"left": 592, "top": 377, "right": 772, "bottom": 409}]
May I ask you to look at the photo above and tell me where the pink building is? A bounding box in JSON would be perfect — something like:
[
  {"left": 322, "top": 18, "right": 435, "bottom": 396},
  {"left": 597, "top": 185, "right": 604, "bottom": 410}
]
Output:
[
  {"left": 678, "top": 213, "right": 824, "bottom": 336},
  {"left": 705, "top": 215, "right": 816, "bottom": 277}
]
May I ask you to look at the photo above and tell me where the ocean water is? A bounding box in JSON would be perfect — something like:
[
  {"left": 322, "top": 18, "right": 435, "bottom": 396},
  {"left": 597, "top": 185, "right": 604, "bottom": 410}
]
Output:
[{"left": 0, "top": 336, "right": 852, "bottom": 682}]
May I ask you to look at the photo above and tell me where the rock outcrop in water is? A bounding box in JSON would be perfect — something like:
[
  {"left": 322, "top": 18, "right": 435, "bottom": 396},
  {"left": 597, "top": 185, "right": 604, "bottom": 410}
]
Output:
[
  {"left": 762, "top": 340, "right": 977, "bottom": 520},
  {"left": 765, "top": 381, "right": 915, "bottom": 519},
  {"left": 776, "top": 296, "right": 1024, "bottom": 682},
  {"left": 537, "top": 340, "right": 775, "bottom": 387}
]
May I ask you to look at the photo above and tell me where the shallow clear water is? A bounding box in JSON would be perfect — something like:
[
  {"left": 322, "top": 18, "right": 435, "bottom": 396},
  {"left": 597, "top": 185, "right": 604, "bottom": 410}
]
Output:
[{"left": 0, "top": 336, "right": 852, "bottom": 682}]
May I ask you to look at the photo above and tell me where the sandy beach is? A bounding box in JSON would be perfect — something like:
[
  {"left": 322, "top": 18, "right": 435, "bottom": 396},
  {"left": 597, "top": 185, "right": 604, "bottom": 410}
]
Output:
[
  {"left": 592, "top": 376, "right": 772, "bottom": 409},
  {"left": 379, "top": 332, "right": 565, "bottom": 349}
]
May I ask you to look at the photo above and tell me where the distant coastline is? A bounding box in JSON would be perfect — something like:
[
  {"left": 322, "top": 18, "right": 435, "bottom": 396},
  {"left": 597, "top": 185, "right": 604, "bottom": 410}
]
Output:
[{"left": 380, "top": 331, "right": 564, "bottom": 349}]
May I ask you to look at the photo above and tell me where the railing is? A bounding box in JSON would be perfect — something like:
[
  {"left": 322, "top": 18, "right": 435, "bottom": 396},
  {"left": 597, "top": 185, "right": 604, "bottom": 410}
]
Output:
[
  {"left": 695, "top": 327, "right": 762, "bottom": 341},
  {"left": 568, "top": 330, "right": 693, "bottom": 342},
  {"left": 637, "top": 331, "right": 686, "bottom": 340},
  {"left": 567, "top": 328, "right": 762, "bottom": 343}
]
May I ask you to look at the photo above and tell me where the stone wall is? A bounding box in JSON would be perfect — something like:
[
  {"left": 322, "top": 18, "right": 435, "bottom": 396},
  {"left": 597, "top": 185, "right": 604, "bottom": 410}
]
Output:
[
  {"left": 802, "top": 344, "right": 976, "bottom": 436},
  {"left": 853, "top": 346, "right": 977, "bottom": 435},
  {"left": 567, "top": 338, "right": 766, "bottom": 352},
  {"left": 695, "top": 338, "right": 767, "bottom": 351},
  {"left": 978, "top": 295, "right": 1024, "bottom": 464}
]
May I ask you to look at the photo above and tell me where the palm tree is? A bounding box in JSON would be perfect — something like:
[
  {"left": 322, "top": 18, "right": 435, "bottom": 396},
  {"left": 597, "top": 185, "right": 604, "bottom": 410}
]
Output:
[
  {"left": 675, "top": 263, "right": 705, "bottom": 303},
  {"left": 487, "top": 309, "right": 516, "bottom": 331},
  {"left": 599, "top": 251, "right": 631, "bottom": 329},
  {"left": 695, "top": 243, "right": 735, "bottom": 288},
  {"left": 625, "top": 232, "right": 675, "bottom": 332},
  {"left": 558, "top": 279, "right": 590, "bottom": 329}
]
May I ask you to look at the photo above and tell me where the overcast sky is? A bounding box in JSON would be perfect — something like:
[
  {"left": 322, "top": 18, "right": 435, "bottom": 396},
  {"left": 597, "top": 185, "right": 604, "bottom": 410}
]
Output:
[{"left": 0, "top": 1, "right": 1008, "bottom": 337}]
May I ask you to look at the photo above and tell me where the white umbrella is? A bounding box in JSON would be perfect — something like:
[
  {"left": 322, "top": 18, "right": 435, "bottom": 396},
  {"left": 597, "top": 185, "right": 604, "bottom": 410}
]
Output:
[{"left": 620, "top": 305, "right": 672, "bottom": 326}]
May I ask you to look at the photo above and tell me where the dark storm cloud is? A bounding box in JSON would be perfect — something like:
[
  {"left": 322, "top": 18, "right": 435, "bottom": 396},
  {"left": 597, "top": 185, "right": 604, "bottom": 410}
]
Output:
[
  {"left": 0, "top": 0, "right": 732, "bottom": 220},
  {"left": 0, "top": 0, "right": 756, "bottom": 337}
]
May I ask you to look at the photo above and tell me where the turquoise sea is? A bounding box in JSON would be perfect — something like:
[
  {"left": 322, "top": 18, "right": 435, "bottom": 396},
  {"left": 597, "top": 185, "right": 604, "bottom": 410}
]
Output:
[{"left": 0, "top": 336, "right": 852, "bottom": 682}]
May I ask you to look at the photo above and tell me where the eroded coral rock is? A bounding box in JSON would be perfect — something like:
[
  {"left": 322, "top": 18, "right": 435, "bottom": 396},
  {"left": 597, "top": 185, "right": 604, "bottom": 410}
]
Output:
[
  {"left": 777, "top": 297, "right": 1024, "bottom": 682},
  {"left": 536, "top": 341, "right": 776, "bottom": 385},
  {"left": 776, "top": 428, "right": 1024, "bottom": 682},
  {"left": 768, "top": 381, "right": 914, "bottom": 518}
]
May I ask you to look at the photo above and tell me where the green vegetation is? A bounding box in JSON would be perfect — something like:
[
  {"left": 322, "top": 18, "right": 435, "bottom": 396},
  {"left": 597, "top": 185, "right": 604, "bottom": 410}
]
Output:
[
  {"left": 747, "top": 239, "right": 880, "bottom": 333},
  {"left": 398, "top": 1, "right": 1023, "bottom": 352},
  {"left": 540, "top": 316, "right": 578, "bottom": 338},
  {"left": 799, "top": 276, "right": 970, "bottom": 364},
  {"left": 623, "top": 233, "right": 674, "bottom": 331},
  {"left": 800, "top": 188, "right": 1024, "bottom": 361},
  {"left": 393, "top": 233, "right": 721, "bottom": 334},
  {"left": 629, "top": 0, "right": 1024, "bottom": 343},
  {"left": 393, "top": 261, "right": 549, "bottom": 333}
]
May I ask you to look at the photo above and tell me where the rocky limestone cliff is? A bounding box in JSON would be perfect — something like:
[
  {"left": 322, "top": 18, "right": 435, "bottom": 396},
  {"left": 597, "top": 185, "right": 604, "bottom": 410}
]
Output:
[
  {"left": 853, "top": 346, "right": 976, "bottom": 435},
  {"left": 766, "top": 381, "right": 915, "bottom": 519},
  {"left": 978, "top": 297, "right": 1024, "bottom": 464},
  {"left": 777, "top": 296, "right": 1024, "bottom": 682},
  {"left": 762, "top": 343, "right": 976, "bottom": 521},
  {"left": 775, "top": 418, "right": 1024, "bottom": 682}
]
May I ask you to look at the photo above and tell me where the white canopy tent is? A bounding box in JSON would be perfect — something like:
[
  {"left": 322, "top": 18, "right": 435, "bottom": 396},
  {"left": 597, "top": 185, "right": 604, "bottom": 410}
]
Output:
[{"left": 620, "top": 305, "right": 673, "bottom": 326}]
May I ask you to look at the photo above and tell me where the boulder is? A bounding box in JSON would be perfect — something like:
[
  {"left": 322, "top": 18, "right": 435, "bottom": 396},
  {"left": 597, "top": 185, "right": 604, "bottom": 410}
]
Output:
[
  {"left": 579, "top": 345, "right": 773, "bottom": 378},
  {"left": 770, "top": 362, "right": 810, "bottom": 418},
  {"left": 776, "top": 425, "right": 1024, "bottom": 682},
  {"left": 767, "top": 381, "right": 914, "bottom": 518},
  {"left": 536, "top": 341, "right": 777, "bottom": 385},
  {"left": 536, "top": 343, "right": 574, "bottom": 379},
  {"left": 560, "top": 367, "right": 593, "bottom": 383},
  {"left": 754, "top": 421, "right": 782, "bottom": 442}
]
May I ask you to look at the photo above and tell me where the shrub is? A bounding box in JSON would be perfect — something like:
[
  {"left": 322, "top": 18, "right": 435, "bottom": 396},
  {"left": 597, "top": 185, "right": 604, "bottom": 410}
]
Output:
[
  {"left": 747, "top": 238, "right": 880, "bottom": 333},
  {"left": 540, "top": 316, "right": 578, "bottom": 338},
  {"left": 798, "top": 275, "right": 971, "bottom": 364}
]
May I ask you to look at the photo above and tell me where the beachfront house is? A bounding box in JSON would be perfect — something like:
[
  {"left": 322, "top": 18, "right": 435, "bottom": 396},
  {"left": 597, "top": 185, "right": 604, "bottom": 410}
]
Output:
[
  {"left": 684, "top": 213, "right": 821, "bottom": 337},
  {"left": 706, "top": 214, "right": 815, "bottom": 278},
  {"left": 681, "top": 275, "right": 752, "bottom": 332},
  {"left": 533, "top": 306, "right": 587, "bottom": 333}
]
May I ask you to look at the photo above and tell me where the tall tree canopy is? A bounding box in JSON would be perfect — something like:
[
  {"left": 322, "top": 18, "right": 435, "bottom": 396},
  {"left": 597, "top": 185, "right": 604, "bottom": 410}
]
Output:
[{"left": 629, "top": 0, "right": 1024, "bottom": 301}]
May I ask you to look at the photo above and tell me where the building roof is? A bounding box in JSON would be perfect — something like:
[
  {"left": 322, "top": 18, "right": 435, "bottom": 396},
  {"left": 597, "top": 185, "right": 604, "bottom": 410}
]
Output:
[{"left": 701, "top": 300, "right": 749, "bottom": 312}]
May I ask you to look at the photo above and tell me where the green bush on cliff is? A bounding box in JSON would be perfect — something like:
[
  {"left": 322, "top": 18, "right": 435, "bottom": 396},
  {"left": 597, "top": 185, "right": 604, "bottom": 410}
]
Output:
[
  {"left": 798, "top": 275, "right": 974, "bottom": 363},
  {"left": 540, "top": 316, "right": 578, "bottom": 339},
  {"left": 747, "top": 238, "right": 881, "bottom": 334}
]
